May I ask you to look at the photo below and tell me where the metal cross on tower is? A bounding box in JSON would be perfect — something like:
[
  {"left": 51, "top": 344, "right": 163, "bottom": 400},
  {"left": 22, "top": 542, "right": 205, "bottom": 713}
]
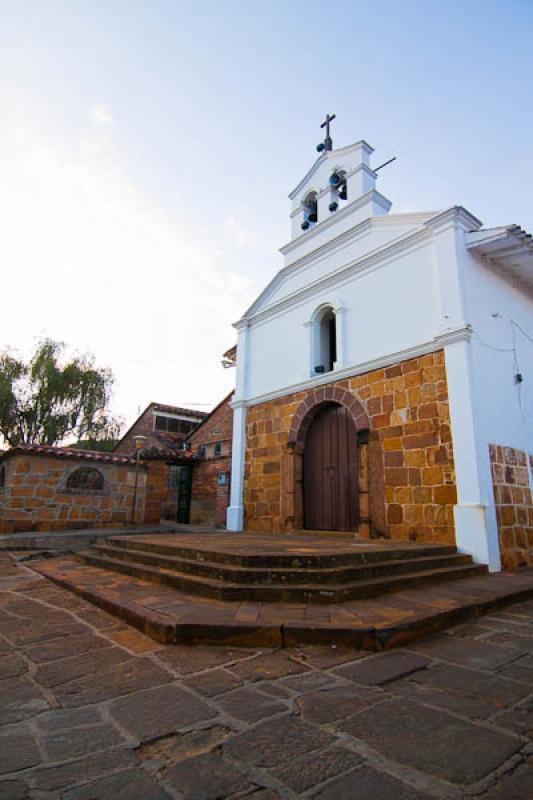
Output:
[{"left": 317, "top": 113, "right": 336, "bottom": 152}]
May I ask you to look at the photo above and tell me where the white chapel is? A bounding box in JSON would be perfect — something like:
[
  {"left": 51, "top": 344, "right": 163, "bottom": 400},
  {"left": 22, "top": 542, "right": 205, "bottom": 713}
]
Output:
[{"left": 227, "top": 119, "right": 533, "bottom": 572}]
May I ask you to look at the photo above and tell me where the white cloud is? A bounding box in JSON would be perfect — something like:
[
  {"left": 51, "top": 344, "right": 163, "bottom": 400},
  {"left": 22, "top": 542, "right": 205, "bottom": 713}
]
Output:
[
  {"left": 0, "top": 107, "right": 255, "bottom": 430},
  {"left": 88, "top": 104, "right": 114, "bottom": 128}
]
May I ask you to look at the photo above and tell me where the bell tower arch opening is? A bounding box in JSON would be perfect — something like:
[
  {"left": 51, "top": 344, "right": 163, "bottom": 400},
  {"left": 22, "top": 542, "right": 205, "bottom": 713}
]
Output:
[{"left": 301, "top": 190, "right": 318, "bottom": 231}]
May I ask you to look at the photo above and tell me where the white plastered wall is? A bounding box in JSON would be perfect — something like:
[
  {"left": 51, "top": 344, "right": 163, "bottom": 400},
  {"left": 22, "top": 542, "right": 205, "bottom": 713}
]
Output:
[
  {"left": 460, "top": 250, "right": 533, "bottom": 569},
  {"left": 245, "top": 237, "right": 440, "bottom": 400}
]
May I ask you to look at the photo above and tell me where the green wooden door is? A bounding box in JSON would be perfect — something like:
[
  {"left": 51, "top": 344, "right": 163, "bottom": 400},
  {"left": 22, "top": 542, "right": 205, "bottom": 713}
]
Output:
[{"left": 176, "top": 466, "right": 192, "bottom": 524}]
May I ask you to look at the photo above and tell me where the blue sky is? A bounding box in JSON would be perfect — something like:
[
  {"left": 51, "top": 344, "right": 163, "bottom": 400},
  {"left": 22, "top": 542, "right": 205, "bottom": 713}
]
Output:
[{"left": 0, "top": 0, "right": 531, "bottom": 430}]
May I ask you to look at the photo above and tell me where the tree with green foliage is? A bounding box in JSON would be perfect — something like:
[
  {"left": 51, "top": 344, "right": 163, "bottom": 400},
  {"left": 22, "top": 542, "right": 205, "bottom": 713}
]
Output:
[
  {"left": 0, "top": 339, "right": 121, "bottom": 448},
  {"left": 69, "top": 438, "right": 120, "bottom": 453}
]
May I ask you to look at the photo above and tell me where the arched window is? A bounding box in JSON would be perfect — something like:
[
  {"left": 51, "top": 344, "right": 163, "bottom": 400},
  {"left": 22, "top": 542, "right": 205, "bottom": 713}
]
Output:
[
  {"left": 301, "top": 191, "right": 318, "bottom": 231},
  {"left": 0, "top": 466, "right": 5, "bottom": 488},
  {"left": 313, "top": 306, "right": 337, "bottom": 374},
  {"left": 66, "top": 467, "right": 104, "bottom": 492}
]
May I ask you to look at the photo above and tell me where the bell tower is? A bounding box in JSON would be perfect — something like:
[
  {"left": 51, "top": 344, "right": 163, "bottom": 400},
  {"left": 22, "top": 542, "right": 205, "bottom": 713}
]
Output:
[{"left": 286, "top": 116, "right": 393, "bottom": 261}]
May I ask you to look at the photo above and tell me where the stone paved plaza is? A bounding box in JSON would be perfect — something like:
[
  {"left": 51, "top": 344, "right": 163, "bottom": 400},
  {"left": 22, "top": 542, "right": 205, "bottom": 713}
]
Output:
[{"left": 1, "top": 552, "right": 532, "bottom": 799}]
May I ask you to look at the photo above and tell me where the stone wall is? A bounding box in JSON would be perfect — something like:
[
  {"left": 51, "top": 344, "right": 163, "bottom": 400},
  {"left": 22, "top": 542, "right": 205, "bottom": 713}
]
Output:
[
  {"left": 188, "top": 394, "right": 233, "bottom": 527},
  {"left": 244, "top": 350, "right": 457, "bottom": 544},
  {"left": 0, "top": 453, "right": 147, "bottom": 534},
  {"left": 489, "top": 444, "right": 533, "bottom": 570}
]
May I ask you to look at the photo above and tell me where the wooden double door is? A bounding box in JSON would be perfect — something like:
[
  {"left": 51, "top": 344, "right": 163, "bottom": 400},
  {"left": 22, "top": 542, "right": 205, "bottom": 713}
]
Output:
[{"left": 303, "top": 403, "right": 359, "bottom": 531}]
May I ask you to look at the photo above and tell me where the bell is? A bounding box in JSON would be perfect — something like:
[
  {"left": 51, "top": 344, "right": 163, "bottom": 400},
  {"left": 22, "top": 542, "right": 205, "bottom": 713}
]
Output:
[
  {"left": 329, "top": 201, "right": 338, "bottom": 213},
  {"left": 329, "top": 172, "right": 341, "bottom": 187},
  {"left": 316, "top": 142, "right": 325, "bottom": 153},
  {"left": 301, "top": 220, "right": 310, "bottom": 231}
]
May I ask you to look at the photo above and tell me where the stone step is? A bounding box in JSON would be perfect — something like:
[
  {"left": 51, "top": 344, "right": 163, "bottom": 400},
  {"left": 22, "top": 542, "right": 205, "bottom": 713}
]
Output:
[
  {"left": 91, "top": 542, "right": 476, "bottom": 585},
  {"left": 79, "top": 549, "right": 488, "bottom": 604},
  {"left": 104, "top": 535, "right": 458, "bottom": 569},
  {"left": 32, "top": 555, "right": 533, "bottom": 650}
]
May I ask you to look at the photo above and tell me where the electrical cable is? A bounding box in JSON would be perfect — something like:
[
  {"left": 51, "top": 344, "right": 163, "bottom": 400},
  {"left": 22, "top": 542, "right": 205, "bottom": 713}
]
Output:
[
  {"left": 511, "top": 320, "right": 533, "bottom": 346},
  {"left": 471, "top": 332, "right": 514, "bottom": 353},
  {"left": 472, "top": 317, "right": 530, "bottom": 421}
]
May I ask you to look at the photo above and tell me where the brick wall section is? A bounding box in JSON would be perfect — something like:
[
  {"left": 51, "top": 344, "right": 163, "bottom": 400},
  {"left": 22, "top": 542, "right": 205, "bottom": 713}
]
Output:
[
  {"left": 188, "top": 393, "right": 233, "bottom": 527},
  {"left": 0, "top": 454, "right": 147, "bottom": 533},
  {"left": 189, "top": 458, "right": 231, "bottom": 527},
  {"left": 489, "top": 444, "right": 533, "bottom": 569},
  {"left": 114, "top": 407, "right": 156, "bottom": 455},
  {"left": 114, "top": 404, "right": 206, "bottom": 455},
  {"left": 143, "top": 461, "right": 168, "bottom": 525},
  {"left": 244, "top": 350, "right": 457, "bottom": 544}
]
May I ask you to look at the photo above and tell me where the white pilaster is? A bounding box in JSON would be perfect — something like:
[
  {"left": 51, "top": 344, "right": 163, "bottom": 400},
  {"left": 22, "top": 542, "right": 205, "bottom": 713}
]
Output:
[
  {"left": 333, "top": 305, "right": 346, "bottom": 370},
  {"left": 347, "top": 162, "right": 376, "bottom": 201},
  {"left": 427, "top": 207, "right": 481, "bottom": 333},
  {"left": 431, "top": 216, "right": 467, "bottom": 333},
  {"left": 226, "top": 400, "right": 247, "bottom": 531},
  {"left": 303, "top": 319, "right": 313, "bottom": 378},
  {"left": 317, "top": 187, "right": 331, "bottom": 223},
  {"left": 226, "top": 322, "right": 249, "bottom": 531},
  {"left": 444, "top": 339, "right": 499, "bottom": 569},
  {"left": 429, "top": 210, "right": 501, "bottom": 570}
]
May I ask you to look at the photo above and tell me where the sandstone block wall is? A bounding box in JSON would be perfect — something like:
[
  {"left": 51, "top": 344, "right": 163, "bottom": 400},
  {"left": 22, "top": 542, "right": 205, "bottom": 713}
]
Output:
[
  {"left": 244, "top": 350, "right": 457, "bottom": 544},
  {"left": 0, "top": 454, "right": 147, "bottom": 533},
  {"left": 489, "top": 444, "right": 533, "bottom": 569}
]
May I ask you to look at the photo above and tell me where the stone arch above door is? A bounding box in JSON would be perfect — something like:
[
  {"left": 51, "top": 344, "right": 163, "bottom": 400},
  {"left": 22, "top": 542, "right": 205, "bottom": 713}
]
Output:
[{"left": 287, "top": 385, "right": 369, "bottom": 453}]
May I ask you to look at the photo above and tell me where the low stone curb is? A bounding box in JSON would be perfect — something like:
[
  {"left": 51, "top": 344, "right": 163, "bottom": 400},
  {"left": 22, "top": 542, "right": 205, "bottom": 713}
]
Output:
[{"left": 0, "top": 523, "right": 182, "bottom": 552}]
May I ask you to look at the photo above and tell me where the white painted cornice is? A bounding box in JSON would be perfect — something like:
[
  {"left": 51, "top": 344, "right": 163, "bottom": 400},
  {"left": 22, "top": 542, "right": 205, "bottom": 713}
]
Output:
[
  {"left": 240, "top": 329, "right": 470, "bottom": 408},
  {"left": 238, "top": 224, "right": 433, "bottom": 327},
  {"left": 283, "top": 211, "right": 435, "bottom": 281},
  {"left": 288, "top": 154, "right": 328, "bottom": 201},
  {"left": 425, "top": 206, "right": 483, "bottom": 233},
  {"left": 234, "top": 319, "right": 250, "bottom": 331},
  {"left": 433, "top": 324, "right": 473, "bottom": 346},
  {"left": 284, "top": 189, "right": 391, "bottom": 249},
  {"left": 238, "top": 210, "right": 437, "bottom": 325},
  {"left": 230, "top": 398, "right": 247, "bottom": 410}
]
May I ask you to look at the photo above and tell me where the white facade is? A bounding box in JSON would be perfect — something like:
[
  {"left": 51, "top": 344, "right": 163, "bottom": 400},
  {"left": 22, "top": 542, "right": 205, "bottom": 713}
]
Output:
[{"left": 227, "top": 136, "right": 533, "bottom": 571}]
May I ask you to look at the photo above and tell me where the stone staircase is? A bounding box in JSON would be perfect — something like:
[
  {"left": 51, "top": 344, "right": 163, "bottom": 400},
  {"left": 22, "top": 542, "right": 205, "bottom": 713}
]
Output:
[{"left": 79, "top": 534, "right": 488, "bottom": 605}]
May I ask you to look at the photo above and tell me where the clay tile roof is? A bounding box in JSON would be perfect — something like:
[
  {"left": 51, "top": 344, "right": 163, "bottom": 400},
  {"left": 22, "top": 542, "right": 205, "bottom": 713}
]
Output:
[
  {"left": 0, "top": 445, "right": 138, "bottom": 465},
  {"left": 139, "top": 445, "right": 195, "bottom": 461},
  {"left": 0, "top": 443, "right": 197, "bottom": 465},
  {"left": 222, "top": 345, "right": 237, "bottom": 362}
]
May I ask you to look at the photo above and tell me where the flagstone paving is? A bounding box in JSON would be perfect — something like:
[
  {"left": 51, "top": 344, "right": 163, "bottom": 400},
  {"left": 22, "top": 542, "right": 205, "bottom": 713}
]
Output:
[{"left": 1, "top": 551, "right": 533, "bottom": 799}]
